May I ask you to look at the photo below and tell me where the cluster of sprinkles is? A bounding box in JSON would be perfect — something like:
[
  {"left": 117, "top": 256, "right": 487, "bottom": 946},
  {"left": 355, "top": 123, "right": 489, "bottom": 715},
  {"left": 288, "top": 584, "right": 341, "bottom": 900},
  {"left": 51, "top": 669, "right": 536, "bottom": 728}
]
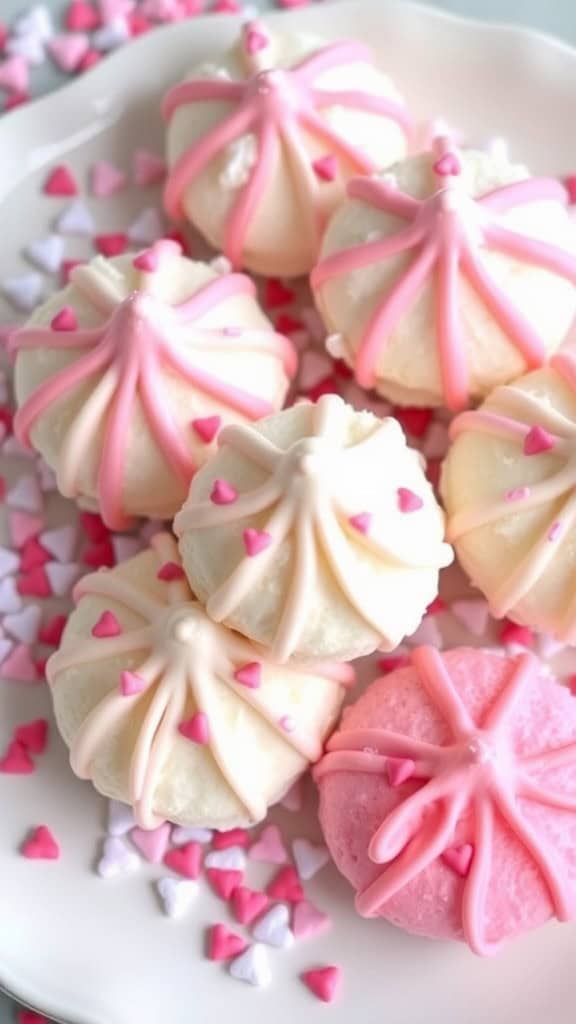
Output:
[{"left": 0, "top": 2, "right": 326, "bottom": 113}]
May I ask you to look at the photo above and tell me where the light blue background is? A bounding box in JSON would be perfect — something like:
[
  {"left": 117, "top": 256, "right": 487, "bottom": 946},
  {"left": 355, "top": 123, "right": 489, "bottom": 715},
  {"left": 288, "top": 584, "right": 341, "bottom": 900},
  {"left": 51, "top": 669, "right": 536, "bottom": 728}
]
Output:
[{"left": 1, "top": 0, "right": 575, "bottom": 1020}]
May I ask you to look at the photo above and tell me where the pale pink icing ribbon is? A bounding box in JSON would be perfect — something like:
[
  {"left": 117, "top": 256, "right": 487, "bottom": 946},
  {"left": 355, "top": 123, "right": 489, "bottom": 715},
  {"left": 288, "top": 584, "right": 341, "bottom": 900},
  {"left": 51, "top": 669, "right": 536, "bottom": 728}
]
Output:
[
  {"left": 47, "top": 533, "right": 354, "bottom": 829},
  {"left": 311, "top": 136, "right": 576, "bottom": 410},
  {"left": 447, "top": 351, "right": 576, "bottom": 634},
  {"left": 174, "top": 394, "right": 452, "bottom": 662},
  {"left": 162, "top": 21, "right": 411, "bottom": 267},
  {"left": 12, "top": 243, "right": 296, "bottom": 530},
  {"left": 315, "top": 646, "right": 576, "bottom": 955}
]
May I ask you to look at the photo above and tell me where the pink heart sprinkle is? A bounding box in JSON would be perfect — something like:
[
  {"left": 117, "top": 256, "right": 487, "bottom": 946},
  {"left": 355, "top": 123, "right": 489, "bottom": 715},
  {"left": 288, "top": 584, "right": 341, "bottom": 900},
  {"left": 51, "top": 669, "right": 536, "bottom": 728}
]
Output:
[
  {"left": 500, "top": 621, "right": 534, "bottom": 649},
  {"left": 66, "top": 1, "right": 102, "bottom": 31},
  {"left": 243, "top": 528, "right": 272, "bottom": 557},
  {"left": 348, "top": 512, "right": 371, "bottom": 535},
  {"left": 292, "top": 900, "right": 331, "bottom": 940},
  {"left": 132, "top": 148, "right": 166, "bottom": 186},
  {"left": 9, "top": 511, "right": 44, "bottom": 549},
  {"left": 230, "top": 886, "right": 270, "bottom": 925},
  {"left": 208, "top": 923, "right": 248, "bottom": 961},
  {"left": 133, "top": 249, "right": 158, "bottom": 272},
  {"left": 0, "top": 740, "right": 35, "bottom": 774},
  {"left": 14, "top": 718, "right": 48, "bottom": 755},
  {"left": 51, "top": 306, "right": 78, "bottom": 332},
  {"left": 386, "top": 757, "right": 415, "bottom": 787},
  {"left": 505, "top": 485, "right": 531, "bottom": 502},
  {"left": 192, "top": 415, "right": 221, "bottom": 444},
  {"left": 548, "top": 521, "right": 562, "bottom": 542},
  {"left": 244, "top": 24, "right": 269, "bottom": 55},
  {"left": 90, "top": 159, "right": 126, "bottom": 197},
  {"left": 17, "top": 567, "right": 51, "bottom": 599},
  {"left": 433, "top": 151, "right": 461, "bottom": 177},
  {"left": 157, "top": 561, "right": 185, "bottom": 581},
  {"left": 1, "top": 644, "right": 39, "bottom": 682},
  {"left": 120, "top": 670, "right": 147, "bottom": 697},
  {"left": 130, "top": 822, "right": 171, "bottom": 863},
  {"left": 397, "top": 487, "right": 424, "bottom": 513},
  {"left": 250, "top": 824, "right": 288, "bottom": 865},
  {"left": 48, "top": 33, "right": 90, "bottom": 73},
  {"left": 21, "top": 825, "right": 60, "bottom": 860},
  {"left": 302, "top": 966, "right": 341, "bottom": 1004},
  {"left": 206, "top": 867, "right": 243, "bottom": 900},
  {"left": 442, "top": 843, "right": 473, "bottom": 878},
  {"left": 266, "top": 865, "right": 304, "bottom": 903},
  {"left": 178, "top": 711, "right": 210, "bottom": 745},
  {"left": 164, "top": 841, "right": 202, "bottom": 879},
  {"left": 312, "top": 154, "right": 337, "bottom": 182},
  {"left": 523, "top": 425, "right": 555, "bottom": 456},
  {"left": 233, "top": 662, "right": 261, "bottom": 689},
  {"left": 91, "top": 610, "right": 122, "bottom": 638},
  {"left": 0, "top": 56, "right": 29, "bottom": 94},
  {"left": 210, "top": 479, "right": 238, "bottom": 505}
]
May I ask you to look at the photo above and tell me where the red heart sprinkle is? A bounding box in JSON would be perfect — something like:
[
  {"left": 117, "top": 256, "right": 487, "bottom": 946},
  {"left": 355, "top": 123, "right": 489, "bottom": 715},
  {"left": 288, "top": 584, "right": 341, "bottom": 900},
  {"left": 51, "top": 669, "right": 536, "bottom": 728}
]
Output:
[
  {"left": 266, "top": 865, "right": 304, "bottom": 903},
  {"left": 43, "top": 165, "right": 78, "bottom": 196},
  {"left": 14, "top": 719, "right": 48, "bottom": 755},
  {"left": 230, "top": 886, "right": 269, "bottom": 925},
  {"left": 207, "top": 923, "right": 247, "bottom": 961},
  {"left": 163, "top": 842, "right": 201, "bottom": 879},
  {"left": 157, "top": 561, "right": 185, "bottom": 581},
  {"left": 21, "top": 825, "right": 60, "bottom": 860},
  {"left": 0, "top": 740, "right": 35, "bottom": 774},
  {"left": 191, "top": 415, "right": 221, "bottom": 444},
  {"left": 206, "top": 868, "right": 243, "bottom": 900},
  {"left": 302, "top": 966, "right": 342, "bottom": 1003},
  {"left": 212, "top": 828, "right": 249, "bottom": 850}
]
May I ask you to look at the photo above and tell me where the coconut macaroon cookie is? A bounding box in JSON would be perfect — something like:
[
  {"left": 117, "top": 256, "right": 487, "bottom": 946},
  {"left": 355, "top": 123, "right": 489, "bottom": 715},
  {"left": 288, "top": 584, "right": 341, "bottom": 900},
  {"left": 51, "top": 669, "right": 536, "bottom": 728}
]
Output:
[
  {"left": 442, "top": 352, "right": 576, "bottom": 641},
  {"left": 316, "top": 647, "right": 576, "bottom": 955},
  {"left": 47, "top": 533, "right": 353, "bottom": 830},
  {"left": 312, "top": 136, "right": 576, "bottom": 410},
  {"left": 11, "top": 242, "right": 296, "bottom": 530},
  {"left": 175, "top": 395, "right": 452, "bottom": 663},
  {"left": 162, "top": 20, "right": 410, "bottom": 276}
]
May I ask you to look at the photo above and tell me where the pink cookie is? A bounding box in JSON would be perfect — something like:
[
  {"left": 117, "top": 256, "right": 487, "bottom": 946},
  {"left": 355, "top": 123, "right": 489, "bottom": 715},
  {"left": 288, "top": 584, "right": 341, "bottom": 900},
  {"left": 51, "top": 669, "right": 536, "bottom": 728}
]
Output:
[{"left": 316, "top": 646, "right": 576, "bottom": 955}]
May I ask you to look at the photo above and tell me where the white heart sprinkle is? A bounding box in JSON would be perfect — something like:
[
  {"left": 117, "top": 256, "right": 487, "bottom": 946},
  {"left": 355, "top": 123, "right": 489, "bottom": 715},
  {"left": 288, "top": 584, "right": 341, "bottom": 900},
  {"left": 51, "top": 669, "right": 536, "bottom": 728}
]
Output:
[
  {"left": 6, "top": 474, "right": 43, "bottom": 513},
  {"left": 14, "top": 5, "right": 53, "bottom": 42},
  {"left": 40, "top": 524, "right": 77, "bottom": 563},
  {"left": 0, "top": 578, "right": 23, "bottom": 614},
  {"left": 25, "top": 234, "right": 65, "bottom": 274},
  {"left": 204, "top": 845, "right": 247, "bottom": 871},
  {"left": 2, "top": 273, "right": 44, "bottom": 313},
  {"left": 209, "top": 255, "right": 232, "bottom": 276},
  {"left": 56, "top": 200, "right": 95, "bottom": 237},
  {"left": 325, "top": 332, "right": 345, "bottom": 359},
  {"left": 292, "top": 838, "right": 330, "bottom": 881},
  {"left": 97, "top": 836, "right": 141, "bottom": 879},
  {"left": 171, "top": 825, "right": 213, "bottom": 845},
  {"left": 3, "top": 435, "right": 36, "bottom": 459},
  {"left": 229, "top": 944, "right": 271, "bottom": 987},
  {"left": 112, "top": 535, "right": 143, "bottom": 564},
  {"left": 128, "top": 207, "right": 165, "bottom": 245},
  {"left": 252, "top": 904, "right": 293, "bottom": 949},
  {"left": 0, "top": 547, "right": 20, "bottom": 579},
  {"left": 107, "top": 799, "right": 136, "bottom": 837},
  {"left": 156, "top": 876, "right": 197, "bottom": 919},
  {"left": 3, "top": 605, "right": 42, "bottom": 645},
  {"left": 46, "top": 561, "right": 81, "bottom": 597},
  {"left": 6, "top": 33, "right": 46, "bottom": 66},
  {"left": 36, "top": 458, "right": 57, "bottom": 492},
  {"left": 92, "top": 17, "right": 130, "bottom": 52}
]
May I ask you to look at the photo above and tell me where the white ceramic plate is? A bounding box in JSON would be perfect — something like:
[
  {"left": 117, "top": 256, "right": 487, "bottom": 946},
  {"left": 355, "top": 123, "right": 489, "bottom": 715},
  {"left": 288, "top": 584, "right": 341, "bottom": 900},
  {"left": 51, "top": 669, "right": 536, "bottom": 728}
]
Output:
[{"left": 3, "top": 2, "right": 576, "bottom": 1022}]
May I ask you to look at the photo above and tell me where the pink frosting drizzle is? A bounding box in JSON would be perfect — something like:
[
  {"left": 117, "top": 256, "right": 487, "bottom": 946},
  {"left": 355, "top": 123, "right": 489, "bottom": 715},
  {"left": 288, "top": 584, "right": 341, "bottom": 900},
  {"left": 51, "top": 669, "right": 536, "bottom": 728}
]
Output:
[
  {"left": 162, "top": 21, "right": 411, "bottom": 267},
  {"left": 447, "top": 352, "right": 576, "bottom": 632},
  {"left": 47, "top": 533, "right": 354, "bottom": 829},
  {"left": 312, "top": 136, "right": 576, "bottom": 410},
  {"left": 12, "top": 244, "right": 296, "bottom": 530},
  {"left": 316, "top": 646, "right": 576, "bottom": 955}
]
